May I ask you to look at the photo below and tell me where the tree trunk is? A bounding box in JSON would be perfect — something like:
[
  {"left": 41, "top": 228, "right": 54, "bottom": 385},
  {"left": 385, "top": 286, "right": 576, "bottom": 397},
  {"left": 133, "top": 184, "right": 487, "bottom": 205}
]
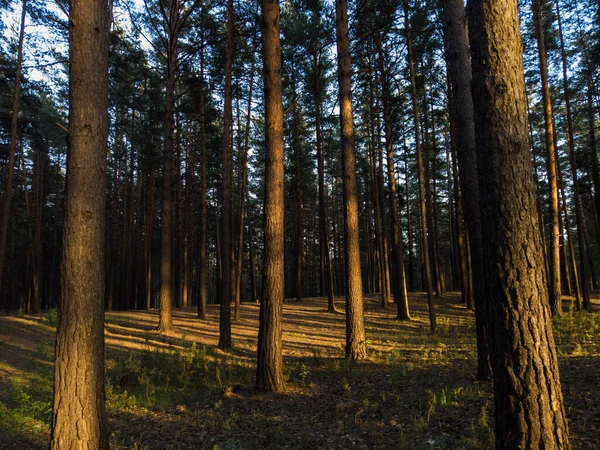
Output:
[
  {"left": 442, "top": 0, "right": 490, "bottom": 378},
  {"left": 376, "top": 36, "right": 410, "bottom": 319},
  {"left": 51, "top": 1, "right": 110, "bottom": 447},
  {"left": 468, "top": 0, "right": 571, "bottom": 447},
  {"left": 234, "top": 31, "right": 257, "bottom": 317},
  {"left": 336, "top": 0, "right": 367, "bottom": 359},
  {"left": 0, "top": 0, "right": 27, "bottom": 298},
  {"left": 313, "top": 37, "right": 336, "bottom": 311},
  {"left": 157, "top": 1, "right": 179, "bottom": 333},
  {"left": 533, "top": 0, "right": 562, "bottom": 316},
  {"left": 291, "top": 60, "right": 304, "bottom": 303},
  {"left": 405, "top": 0, "right": 435, "bottom": 332},
  {"left": 198, "top": 43, "right": 208, "bottom": 320},
  {"left": 556, "top": 0, "right": 591, "bottom": 310},
  {"left": 219, "top": 0, "right": 234, "bottom": 349},
  {"left": 256, "top": 0, "right": 286, "bottom": 392}
]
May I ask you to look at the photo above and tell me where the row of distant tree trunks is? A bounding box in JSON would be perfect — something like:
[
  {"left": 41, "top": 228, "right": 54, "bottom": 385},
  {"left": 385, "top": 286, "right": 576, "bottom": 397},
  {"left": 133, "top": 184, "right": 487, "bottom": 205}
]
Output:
[{"left": 4, "top": 1, "right": 600, "bottom": 323}]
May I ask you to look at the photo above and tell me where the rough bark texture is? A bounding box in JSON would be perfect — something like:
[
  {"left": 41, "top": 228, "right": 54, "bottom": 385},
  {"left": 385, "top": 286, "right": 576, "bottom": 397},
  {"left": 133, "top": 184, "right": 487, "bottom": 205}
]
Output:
[
  {"left": 533, "top": 0, "right": 562, "bottom": 316},
  {"left": 336, "top": 0, "right": 367, "bottom": 360},
  {"left": 256, "top": 0, "right": 286, "bottom": 392},
  {"left": 441, "top": 0, "right": 490, "bottom": 379},
  {"left": 467, "top": 0, "right": 571, "bottom": 447},
  {"left": 219, "top": 0, "right": 234, "bottom": 349},
  {"left": 405, "top": 0, "right": 435, "bottom": 333},
  {"left": 51, "top": 1, "right": 110, "bottom": 448}
]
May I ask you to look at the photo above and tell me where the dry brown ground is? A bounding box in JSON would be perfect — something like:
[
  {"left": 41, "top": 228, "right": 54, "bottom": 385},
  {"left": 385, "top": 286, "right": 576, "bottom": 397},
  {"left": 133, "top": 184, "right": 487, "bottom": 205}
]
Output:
[{"left": 0, "top": 293, "right": 599, "bottom": 449}]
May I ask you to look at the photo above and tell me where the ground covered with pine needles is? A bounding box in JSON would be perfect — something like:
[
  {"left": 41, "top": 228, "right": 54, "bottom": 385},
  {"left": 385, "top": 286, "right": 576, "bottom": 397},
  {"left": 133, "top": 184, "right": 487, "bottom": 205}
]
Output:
[{"left": 0, "top": 293, "right": 599, "bottom": 449}]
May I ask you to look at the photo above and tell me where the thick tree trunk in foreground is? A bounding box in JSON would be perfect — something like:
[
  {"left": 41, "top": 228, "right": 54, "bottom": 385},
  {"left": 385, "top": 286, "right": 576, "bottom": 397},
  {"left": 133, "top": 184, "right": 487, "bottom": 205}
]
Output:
[
  {"left": 256, "top": 0, "right": 286, "bottom": 392},
  {"left": 51, "top": 1, "right": 110, "bottom": 448},
  {"left": 336, "top": 0, "right": 367, "bottom": 359},
  {"left": 405, "top": 0, "right": 435, "bottom": 332},
  {"left": 442, "top": 0, "right": 490, "bottom": 379},
  {"left": 468, "top": 0, "right": 570, "bottom": 447},
  {"left": 219, "top": 0, "right": 234, "bottom": 349},
  {"left": 0, "top": 0, "right": 27, "bottom": 300},
  {"left": 533, "top": 0, "right": 562, "bottom": 316}
]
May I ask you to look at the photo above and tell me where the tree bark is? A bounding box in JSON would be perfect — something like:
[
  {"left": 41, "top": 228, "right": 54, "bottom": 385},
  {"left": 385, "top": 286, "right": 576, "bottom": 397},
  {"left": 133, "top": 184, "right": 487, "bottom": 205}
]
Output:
[
  {"left": 336, "top": 0, "right": 367, "bottom": 359},
  {"left": 0, "top": 0, "right": 27, "bottom": 298},
  {"left": 533, "top": 0, "right": 562, "bottom": 316},
  {"left": 51, "top": 1, "right": 110, "bottom": 447},
  {"left": 256, "top": 0, "right": 286, "bottom": 392},
  {"left": 375, "top": 36, "right": 410, "bottom": 320},
  {"left": 405, "top": 0, "right": 435, "bottom": 332},
  {"left": 198, "top": 41, "right": 207, "bottom": 320},
  {"left": 442, "top": 0, "right": 490, "bottom": 378},
  {"left": 467, "top": 0, "right": 571, "bottom": 447},
  {"left": 312, "top": 33, "right": 336, "bottom": 311},
  {"left": 157, "top": 0, "right": 179, "bottom": 333}
]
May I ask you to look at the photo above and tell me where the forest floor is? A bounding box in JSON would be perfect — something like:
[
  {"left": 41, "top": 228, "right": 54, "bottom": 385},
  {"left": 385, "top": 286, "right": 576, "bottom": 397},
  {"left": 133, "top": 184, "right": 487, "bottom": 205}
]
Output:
[{"left": 0, "top": 293, "right": 599, "bottom": 450}]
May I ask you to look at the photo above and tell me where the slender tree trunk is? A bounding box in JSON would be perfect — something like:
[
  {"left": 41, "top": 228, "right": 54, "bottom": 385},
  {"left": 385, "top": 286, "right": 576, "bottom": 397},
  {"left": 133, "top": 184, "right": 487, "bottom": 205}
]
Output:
[
  {"left": 468, "top": 0, "right": 570, "bottom": 447},
  {"left": 291, "top": 60, "right": 304, "bottom": 303},
  {"left": 234, "top": 32, "right": 257, "bottom": 318},
  {"left": 0, "top": 0, "right": 27, "bottom": 298},
  {"left": 442, "top": 0, "right": 490, "bottom": 378},
  {"left": 405, "top": 0, "right": 435, "bottom": 332},
  {"left": 219, "top": 0, "right": 234, "bottom": 349},
  {"left": 247, "top": 188, "right": 258, "bottom": 303},
  {"left": 533, "top": 0, "right": 562, "bottom": 316},
  {"left": 557, "top": 0, "right": 591, "bottom": 310},
  {"left": 51, "top": 1, "right": 110, "bottom": 447},
  {"left": 145, "top": 165, "right": 155, "bottom": 309},
  {"left": 336, "top": 0, "right": 367, "bottom": 359},
  {"left": 256, "top": 0, "right": 286, "bottom": 392},
  {"left": 376, "top": 36, "right": 410, "bottom": 319},
  {"left": 198, "top": 44, "right": 207, "bottom": 320},
  {"left": 313, "top": 37, "right": 336, "bottom": 311},
  {"left": 157, "top": 2, "right": 179, "bottom": 333}
]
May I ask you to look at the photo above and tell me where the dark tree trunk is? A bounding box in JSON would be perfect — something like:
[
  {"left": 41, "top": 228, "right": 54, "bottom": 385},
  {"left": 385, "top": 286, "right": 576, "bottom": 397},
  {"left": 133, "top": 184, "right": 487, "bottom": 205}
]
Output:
[
  {"left": 468, "top": 0, "right": 571, "bottom": 447},
  {"left": 442, "top": 0, "right": 490, "bottom": 378},
  {"left": 157, "top": 1, "right": 179, "bottom": 333},
  {"left": 0, "top": 0, "right": 27, "bottom": 298},
  {"left": 336, "top": 0, "right": 367, "bottom": 359},
  {"left": 234, "top": 32, "right": 257, "bottom": 317},
  {"left": 405, "top": 0, "right": 435, "bottom": 332},
  {"left": 375, "top": 36, "right": 410, "bottom": 319},
  {"left": 256, "top": 0, "right": 286, "bottom": 392},
  {"left": 198, "top": 44, "right": 207, "bottom": 320},
  {"left": 218, "top": 0, "right": 234, "bottom": 349},
  {"left": 313, "top": 35, "right": 336, "bottom": 311},
  {"left": 51, "top": 1, "right": 110, "bottom": 447}
]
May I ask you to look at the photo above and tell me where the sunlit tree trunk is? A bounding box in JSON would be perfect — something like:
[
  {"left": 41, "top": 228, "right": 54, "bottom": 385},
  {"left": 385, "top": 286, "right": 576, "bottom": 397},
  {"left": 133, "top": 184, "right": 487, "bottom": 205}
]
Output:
[
  {"left": 256, "top": 0, "right": 286, "bottom": 392},
  {"left": 336, "top": 0, "right": 367, "bottom": 359},
  {"left": 533, "top": 0, "right": 562, "bottom": 316},
  {"left": 51, "top": 1, "right": 110, "bottom": 447}
]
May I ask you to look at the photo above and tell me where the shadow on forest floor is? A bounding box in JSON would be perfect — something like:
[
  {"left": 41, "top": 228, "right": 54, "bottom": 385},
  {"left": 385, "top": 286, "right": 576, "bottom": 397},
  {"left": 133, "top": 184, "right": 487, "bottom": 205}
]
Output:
[{"left": 0, "top": 293, "right": 599, "bottom": 449}]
